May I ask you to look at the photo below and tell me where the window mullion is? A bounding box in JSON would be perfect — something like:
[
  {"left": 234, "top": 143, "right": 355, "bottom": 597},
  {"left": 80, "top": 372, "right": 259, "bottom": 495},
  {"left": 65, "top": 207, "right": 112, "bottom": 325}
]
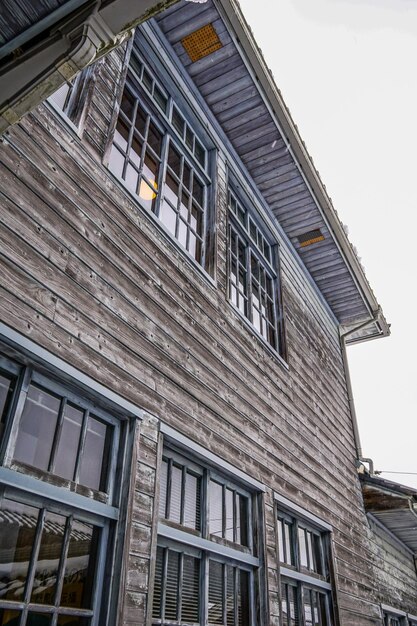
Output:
[
  {"left": 53, "top": 514, "right": 73, "bottom": 607},
  {"left": 73, "top": 408, "right": 89, "bottom": 484},
  {"left": 180, "top": 466, "right": 186, "bottom": 526},
  {"left": 166, "top": 458, "right": 173, "bottom": 520},
  {"left": 48, "top": 397, "right": 67, "bottom": 473},
  {"left": 155, "top": 133, "right": 170, "bottom": 219},
  {"left": 23, "top": 508, "right": 46, "bottom": 604}
]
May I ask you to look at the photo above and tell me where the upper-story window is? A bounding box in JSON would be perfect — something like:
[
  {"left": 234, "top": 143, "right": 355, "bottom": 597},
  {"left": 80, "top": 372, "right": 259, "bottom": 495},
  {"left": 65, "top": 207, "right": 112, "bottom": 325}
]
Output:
[
  {"left": 0, "top": 349, "right": 125, "bottom": 625},
  {"left": 277, "top": 501, "right": 336, "bottom": 626},
  {"left": 228, "top": 190, "right": 285, "bottom": 356},
  {"left": 153, "top": 446, "right": 259, "bottom": 626},
  {"left": 108, "top": 49, "right": 210, "bottom": 267}
]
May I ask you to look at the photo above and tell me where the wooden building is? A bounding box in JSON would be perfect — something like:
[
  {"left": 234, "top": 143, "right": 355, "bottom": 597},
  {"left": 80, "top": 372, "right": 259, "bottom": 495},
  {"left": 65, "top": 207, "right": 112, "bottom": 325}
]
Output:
[{"left": 0, "top": 1, "right": 415, "bottom": 625}]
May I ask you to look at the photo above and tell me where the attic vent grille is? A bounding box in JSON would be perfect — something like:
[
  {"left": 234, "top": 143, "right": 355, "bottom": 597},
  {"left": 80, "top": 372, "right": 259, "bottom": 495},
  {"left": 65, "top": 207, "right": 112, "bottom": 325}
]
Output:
[
  {"left": 297, "top": 229, "right": 325, "bottom": 247},
  {"left": 182, "top": 24, "right": 223, "bottom": 63}
]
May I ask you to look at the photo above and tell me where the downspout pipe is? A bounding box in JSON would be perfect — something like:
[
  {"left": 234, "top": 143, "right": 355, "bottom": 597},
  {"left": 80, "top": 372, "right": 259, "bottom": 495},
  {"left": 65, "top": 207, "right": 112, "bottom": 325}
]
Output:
[{"left": 340, "top": 313, "right": 381, "bottom": 471}]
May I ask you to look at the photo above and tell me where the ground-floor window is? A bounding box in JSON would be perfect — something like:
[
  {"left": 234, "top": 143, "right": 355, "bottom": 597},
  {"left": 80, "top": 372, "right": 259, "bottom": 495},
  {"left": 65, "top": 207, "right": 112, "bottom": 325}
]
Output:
[{"left": 0, "top": 347, "right": 128, "bottom": 626}]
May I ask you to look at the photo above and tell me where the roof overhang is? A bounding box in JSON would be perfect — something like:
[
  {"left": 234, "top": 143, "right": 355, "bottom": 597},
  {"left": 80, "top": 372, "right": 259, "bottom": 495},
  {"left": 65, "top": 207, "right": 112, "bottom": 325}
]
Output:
[
  {"left": 361, "top": 474, "right": 417, "bottom": 555},
  {"left": 153, "top": 0, "right": 389, "bottom": 341},
  {"left": 0, "top": 0, "right": 178, "bottom": 134}
]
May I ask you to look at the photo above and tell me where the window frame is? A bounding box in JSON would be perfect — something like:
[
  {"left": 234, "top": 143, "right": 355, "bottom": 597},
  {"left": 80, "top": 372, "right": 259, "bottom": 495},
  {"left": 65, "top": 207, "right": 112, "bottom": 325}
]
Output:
[
  {"left": 106, "top": 46, "right": 214, "bottom": 272},
  {"left": 227, "top": 187, "right": 286, "bottom": 359},
  {"left": 381, "top": 605, "right": 408, "bottom": 626},
  {"left": 275, "top": 493, "right": 338, "bottom": 626},
  {"left": 0, "top": 342, "right": 132, "bottom": 626},
  {"left": 152, "top": 432, "right": 263, "bottom": 626}
]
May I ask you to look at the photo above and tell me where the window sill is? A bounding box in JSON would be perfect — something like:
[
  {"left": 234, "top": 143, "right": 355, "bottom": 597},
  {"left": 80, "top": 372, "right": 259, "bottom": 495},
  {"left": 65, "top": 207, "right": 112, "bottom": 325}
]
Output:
[{"left": 228, "top": 300, "right": 289, "bottom": 372}]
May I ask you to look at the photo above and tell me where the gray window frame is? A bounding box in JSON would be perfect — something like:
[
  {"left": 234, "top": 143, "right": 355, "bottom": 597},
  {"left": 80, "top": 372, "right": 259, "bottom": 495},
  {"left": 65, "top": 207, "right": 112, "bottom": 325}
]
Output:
[
  {"left": 275, "top": 496, "right": 337, "bottom": 626},
  {"left": 0, "top": 350, "right": 126, "bottom": 626},
  {"left": 153, "top": 443, "right": 260, "bottom": 626},
  {"left": 106, "top": 49, "right": 212, "bottom": 270},
  {"left": 227, "top": 189, "right": 285, "bottom": 357}
]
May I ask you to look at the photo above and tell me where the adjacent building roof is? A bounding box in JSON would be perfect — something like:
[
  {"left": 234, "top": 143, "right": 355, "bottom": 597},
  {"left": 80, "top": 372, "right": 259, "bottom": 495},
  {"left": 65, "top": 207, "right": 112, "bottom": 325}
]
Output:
[
  {"left": 153, "top": 0, "right": 389, "bottom": 343},
  {"left": 361, "top": 473, "right": 417, "bottom": 556}
]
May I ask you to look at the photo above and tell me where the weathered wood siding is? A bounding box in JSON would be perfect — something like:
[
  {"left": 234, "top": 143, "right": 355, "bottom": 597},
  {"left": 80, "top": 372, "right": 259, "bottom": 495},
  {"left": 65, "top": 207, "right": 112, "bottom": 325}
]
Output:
[{"left": 0, "top": 44, "right": 415, "bottom": 626}]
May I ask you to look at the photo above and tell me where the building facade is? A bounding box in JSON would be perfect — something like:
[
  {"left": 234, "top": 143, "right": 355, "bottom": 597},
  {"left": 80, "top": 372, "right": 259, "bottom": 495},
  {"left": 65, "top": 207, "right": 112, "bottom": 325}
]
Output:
[{"left": 0, "top": 1, "right": 416, "bottom": 626}]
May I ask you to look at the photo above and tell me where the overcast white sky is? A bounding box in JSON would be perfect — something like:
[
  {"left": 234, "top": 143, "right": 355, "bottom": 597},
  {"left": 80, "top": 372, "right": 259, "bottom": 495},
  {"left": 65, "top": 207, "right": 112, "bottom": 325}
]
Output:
[{"left": 239, "top": 0, "right": 417, "bottom": 489}]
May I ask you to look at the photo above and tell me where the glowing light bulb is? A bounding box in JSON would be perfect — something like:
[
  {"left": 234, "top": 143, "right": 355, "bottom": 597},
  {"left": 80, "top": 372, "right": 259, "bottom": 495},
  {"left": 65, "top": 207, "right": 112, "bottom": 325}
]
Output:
[{"left": 139, "top": 179, "right": 158, "bottom": 201}]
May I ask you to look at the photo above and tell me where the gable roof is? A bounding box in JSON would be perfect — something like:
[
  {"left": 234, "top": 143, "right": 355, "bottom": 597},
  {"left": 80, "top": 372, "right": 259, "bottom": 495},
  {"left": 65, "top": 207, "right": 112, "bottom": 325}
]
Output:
[{"left": 153, "top": 0, "right": 389, "bottom": 343}]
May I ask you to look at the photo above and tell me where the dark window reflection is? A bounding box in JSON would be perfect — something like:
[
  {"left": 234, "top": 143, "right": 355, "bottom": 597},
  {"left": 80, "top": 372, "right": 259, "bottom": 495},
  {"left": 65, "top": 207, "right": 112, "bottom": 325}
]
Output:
[
  {"left": 13, "top": 385, "right": 60, "bottom": 471},
  {"left": 30, "top": 512, "right": 67, "bottom": 605},
  {"left": 56, "top": 617, "right": 90, "bottom": 626},
  {"left": 54, "top": 405, "right": 83, "bottom": 481},
  {"left": 0, "top": 609, "right": 20, "bottom": 625},
  {"left": 26, "top": 614, "right": 52, "bottom": 626},
  {"left": 0, "top": 499, "right": 39, "bottom": 601},
  {"left": 60, "top": 521, "right": 99, "bottom": 609},
  {"left": 0, "top": 372, "right": 15, "bottom": 444},
  {"left": 78, "top": 417, "right": 110, "bottom": 491}
]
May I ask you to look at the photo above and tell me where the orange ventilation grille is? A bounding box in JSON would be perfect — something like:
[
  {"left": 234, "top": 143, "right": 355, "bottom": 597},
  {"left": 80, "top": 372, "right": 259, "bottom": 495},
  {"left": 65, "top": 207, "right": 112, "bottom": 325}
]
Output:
[
  {"left": 297, "top": 229, "right": 325, "bottom": 247},
  {"left": 182, "top": 24, "right": 223, "bottom": 63}
]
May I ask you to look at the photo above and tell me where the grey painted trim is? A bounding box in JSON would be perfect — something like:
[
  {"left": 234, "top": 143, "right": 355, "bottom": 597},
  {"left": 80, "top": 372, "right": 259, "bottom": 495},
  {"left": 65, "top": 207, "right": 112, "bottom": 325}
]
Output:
[
  {"left": 367, "top": 512, "right": 415, "bottom": 557},
  {"left": 160, "top": 423, "right": 265, "bottom": 492},
  {"left": 158, "top": 522, "right": 259, "bottom": 567},
  {"left": 280, "top": 566, "right": 332, "bottom": 591},
  {"left": 0, "top": 322, "right": 144, "bottom": 419},
  {"left": 274, "top": 492, "right": 332, "bottom": 531},
  {"left": 408, "top": 613, "right": 417, "bottom": 623},
  {"left": 0, "top": 466, "right": 119, "bottom": 520},
  {"left": 381, "top": 604, "right": 407, "bottom": 618}
]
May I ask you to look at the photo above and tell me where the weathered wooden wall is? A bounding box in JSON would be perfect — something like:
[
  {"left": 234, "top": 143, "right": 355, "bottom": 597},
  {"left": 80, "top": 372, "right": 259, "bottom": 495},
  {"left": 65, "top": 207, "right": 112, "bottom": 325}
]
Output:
[{"left": 0, "top": 41, "right": 415, "bottom": 626}]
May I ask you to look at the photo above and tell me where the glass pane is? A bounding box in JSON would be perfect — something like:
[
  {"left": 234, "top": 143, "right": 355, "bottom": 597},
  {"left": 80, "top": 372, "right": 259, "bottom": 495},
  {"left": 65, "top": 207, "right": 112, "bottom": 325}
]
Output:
[
  {"left": 56, "top": 617, "right": 90, "bottom": 625},
  {"left": 168, "top": 145, "right": 181, "bottom": 176},
  {"left": 312, "top": 533, "right": 323, "bottom": 575},
  {"left": 185, "top": 127, "right": 194, "bottom": 151},
  {"left": 277, "top": 519, "right": 285, "bottom": 562},
  {"left": 152, "top": 547, "right": 164, "bottom": 619},
  {"left": 113, "top": 120, "right": 129, "bottom": 151},
  {"left": 208, "top": 560, "right": 223, "bottom": 625},
  {"left": 0, "top": 499, "right": 39, "bottom": 601},
  {"left": 182, "top": 555, "right": 200, "bottom": 623},
  {"left": 14, "top": 384, "right": 60, "bottom": 471},
  {"left": 209, "top": 481, "right": 223, "bottom": 538},
  {"left": 195, "top": 140, "right": 205, "bottom": 168},
  {"left": 160, "top": 201, "right": 177, "bottom": 236},
  {"left": 169, "top": 465, "right": 182, "bottom": 524},
  {"left": 0, "top": 609, "right": 20, "bottom": 626},
  {"left": 30, "top": 512, "right": 67, "bottom": 605},
  {"left": 172, "top": 107, "right": 184, "bottom": 137},
  {"left": 138, "top": 179, "right": 157, "bottom": 212},
  {"left": 178, "top": 219, "right": 187, "bottom": 248},
  {"left": 50, "top": 83, "right": 70, "bottom": 111},
  {"left": 142, "top": 68, "right": 153, "bottom": 92},
  {"left": 125, "top": 163, "right": 139, "bottom": 193},
  {"left": 147, "top": 123, "right": 162, "bottom": 156},
  {"left": 78, "top": 416, "right": 109, "bottom": 491},
  {"left": 165, "top": 551, "right": 179, "bottom": 620},
  {"left": 225, "top": 489, "right": 234, "bottom": 542},
  {"left": 143, "top": 153, "right": 159, "bottom": 186},
  {"left": 120, "top": 90, "right": 135, "bottom": 120},
  {"left": 134, "top": 106, "right": 147, "bottom": 137},
  {"left": 237, "top": 494, "right": 248, "bottom": 547},
  {"left": 238, "top": 570, "right": 250, "bottom": 626},
  {"left": 284, "top": 522, "right": 293, "bottom": 566},
  {"left": 60, "top": 521, "right": 98, "bottom": 609},
  {"left": 165, "top": 174, "right": 180, "bottom": 208},
  {"left": 180, "top": 190, "right": 190, "bottom": 218},
  {"left": 183, "top": 472, "right": 200, "bottom": 530},
  {"left": 130, "top": 136, "right": 142, "bottom": 167},
  {"left": 192, "top": 177, "right": 204, "bottom": 207},
  {"left": 303, "top": 588, "right": 313, "bottom": 626},
  {"left": 26, "top": 614, "right": 52, "bottom": 626},
  {"left": 108, "top": 145, "right": 125, "bottom": 179},
  {"left": 298, "top": 528, "right": 308, "bottom": 568},
  {"left": 226, "top": 565, "right": 234, "bottom": 626},
  {"left": 0, "top": 372, "right": 14, "bottom": 443},
  {"left": 154, "top": 84, "right": 168, "bottom": 113},
  {"left": 54, "top": 404, "right": 83, "bottom": 481},
  {"left": 159, "top": 459, "right": 168, "bottom": 518},
  {"left": 182, "top": 163, "right": 191, "bottom": 190}
]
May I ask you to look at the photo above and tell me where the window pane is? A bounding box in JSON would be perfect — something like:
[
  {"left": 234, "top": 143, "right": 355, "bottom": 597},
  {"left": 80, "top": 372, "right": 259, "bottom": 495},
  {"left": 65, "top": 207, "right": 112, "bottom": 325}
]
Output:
[
  {"left": 0, "top": 609, "right": 20, "bottom": 625},
  {"left": 237, "top": 494, "right": 248, "bottom": 547},
  {"left": 238, "top": 570, "right": 250, "bottom": 626},
  {"left": 0, "top": 372, "right": 15, "bottom": 444},
  {"left": 183, "top": 472, "right": 200, "bottom": 531},
  {"left": 284, "top": 522, "right": 293, "bottom": 566},
  {"left": 114, "top": 119, "right": 129, "bottom": 151},
  {"left": 160, "top": 200, "right": 177, "bottom": 236},
  {"left": 26, "top": 614, "right": 52, "bottom": 626},
  {"left": 54, "top": 404, "right": 83, "bottom": 481},
  {"left": 14, "top": 384, "right": 60, "bottom": 471},
  {"left": 78, "top": 416, "right": 109, "bottom": 491},
  {"left": 56, "top": 617, "right": 90, "bottom": 626},
  {"left": 225, "top": 489, "right": 234, "bottom": 542},
  {"left": 167, "top": 464, "right": 182, "bottom": 524},
  {"left": 30, "top": 511, "right": 67, "bottom": 605},
  {"left": 165, "top": 551, "right": 179, "bottom": 620},
  {"left": 108, "top": 145, "right": 125, "bottom": 178},
  {"left": 120, "top": 90, "right": 135, "bottom": 120},
  {"left": 209, "top": 481, "right": 223, "bottom": 538},
  {"left": 138, "top": 179, "right": 157, "bottom": 212},
  {"left": 49, "top": 83, "right": 70, "bottom": 111},
  {"left": 182, "top": 555, "right": 200, "bottom": 623},
  {"left": 0, "top": 499, "right": 39, "bottom": 601},
  {"left": 159, "top": 459, "right": 168, "bottom": 518},
  {"left": 208, "top": 560, "right": 223, "bottom": 625},
  {"left": 226, "top": 565, "right": 234, "bottom": 626},
  {"left": 60, "top": 521, "right": 98, "bottom": 609},
  {"left": 298, "top": 527, "right": 308, "bottom": 568}
]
